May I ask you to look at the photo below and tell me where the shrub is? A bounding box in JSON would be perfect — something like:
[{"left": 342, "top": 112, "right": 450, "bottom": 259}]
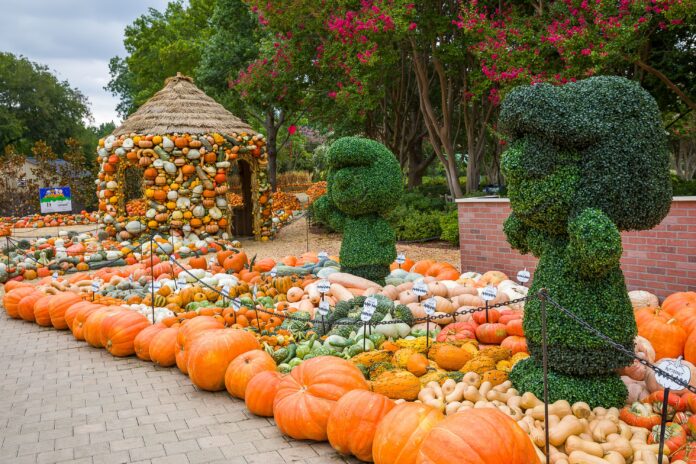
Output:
[
  {"left": 395, "top": 211, "right": 442, "bottom": 241},
  {"left": 500, "top": 76, "right": 671, "bottom": 407},
  {"left": 439, "top": 210, "right": 460, "bottom": 246}
]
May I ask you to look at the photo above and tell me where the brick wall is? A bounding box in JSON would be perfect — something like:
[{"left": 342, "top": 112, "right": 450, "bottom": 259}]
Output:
[{"left": 457, "top": 197, "right": 696, "bottom": 299}]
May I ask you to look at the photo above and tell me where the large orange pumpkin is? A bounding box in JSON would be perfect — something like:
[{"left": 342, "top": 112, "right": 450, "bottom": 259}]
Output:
[
  {"left": 83, "top": 307, "right": 122, "bottom": 348},
  {"left": 222, "top": 251, "right": 248, "bottom": 273},
  {"left": 64, "top": 301, "right": 97, "bottom": 330},
  {"left": 175, "top": 316, "right": 224, "bottom": 374},
  {"left": 637, "top": 310, "right": 687, "bottom": 360},
  {"left": 3, "top": 286, "right": 36, "bottom": 318},
  {"left": 17, "top": 291, "right": 43, "bottom": 321},
  {"left": 4, "top": 280, "right": 31, "bottom": 292},
  {"left": 410, "top": 259, "right": 436, "bottom": 275},
  {"left": 273, "top": 356, "right": 370, "bottom": 441},
  {"left": 149, "top": 327, "right": 179, "bottom": 367},
  {"left": 224, "top": 350, "right": 276, "bottom": 399},
  {"left": 663, "top": 292, "right": 696, "bottom": 317},
  {"left": 372, "top": 402, "right": 444, "bottom": 464},
  {"left": 187, "top": 329, "right": 260, "bottom": 391},
  {"left": 33, "top": 295, "right": 54, "bottom": 326},
  {"left": 684, "top": 332, "right": 696, "bottom": 367},
  {"left": 245, "top": 371, "right": 283, "bottom": 417},
  {"left": 48, "top": 292, "right": 82, "bottom": 329},
  {"left": 416, "top": 408, "right": 540, "bottom": 464},
  {"left": 134, "top": 323, "right": 166, "bottom": 361},
  {"left": 252, "top": 257, "right": 276, "bottom": 273},
  {"left": 327, "top": 390, "right": 395, "bottom": 462},
  {"left": 103, "top": 311, "right": 150, "bottom": 357},
  {"left": 71, "top": 304, "right": 104, "bottom": 340}
]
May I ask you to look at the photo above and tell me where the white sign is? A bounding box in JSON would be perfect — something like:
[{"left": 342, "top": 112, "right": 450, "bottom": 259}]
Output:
[
  {"left": 361, "top": 297, "right": 378, "bottom": 322},
  {"left": 396, "top": 253, "right": 406, "bottom": 265},
  {"left": 221, "top": 286, "right": 230, "bottom": 299},
  {"left": 91, "top": 282, "right": 99, "bottom": 293},
  {"left": 655, "top": 357, "right": 692, "bottom": 391},
  {"left": 128, "top": 275, "right": 134, "bottom": 283},
  {"left": 251, "top": 285, "right": 258, "bottom": 298},
  {"left": 413, "top": 281, "right": 428, "bottom": 297},
  {"left": 318, "top": 251, "right": 329, "bottom": 260},
  {"left": 39, "top": 187, "right": 72, "bottom": 214},
  {"left": 150, "top": 281, "right": 161, "bottom": 292},
  {"left": 317, "top": 280, "right": 331, "bottom": 294},
  {"left": 423, "top": 298, "right": 437, "bottom": 316},
  {"left": 52, "top": 271, "right": 58, "bottom": 280},
  {"left": 517, "top": 269, "right": 531, "bottom": 284},
  {"left": 318, "top": 300, "right": 330, "bottom": 317},
  {"left": 170, "top": 255, "right": 176, "bottom": 263},
  {"left": 231, "top": 298, "right": 241, "bottom": 312},
  {"left": 269, "top": 267, "right": 277, "bottom": 278},
  {"left": 481, "top": 285, "right": 498, "bottom": 301}
]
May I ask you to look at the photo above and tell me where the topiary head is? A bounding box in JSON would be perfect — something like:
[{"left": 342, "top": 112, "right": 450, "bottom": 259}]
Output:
[
  {"left": 325, "top": 136, "right": 403, "bottom": 216},
  {"left": 499, "top": 76, "right": 671, "bottom": 234}
]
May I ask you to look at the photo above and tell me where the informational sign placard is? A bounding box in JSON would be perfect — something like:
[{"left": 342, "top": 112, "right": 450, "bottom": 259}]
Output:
[
  {"left": 361, "top": 297, "right": 378, "bottom": 322},
  {"left": 481, "top": 285, "right": 498, "bottom": 301},
  {"left": 413, "top": 282, "right": 428, "bottom": 297},
  {"left": 318, "top": 300, "right": 330, "bottom": 316},
  {"left": 40, "top": 187, "right": 72, "bottom": 213},
  {"left": 655, "top": 357, "right": 692, "bottom": 391},
  {"left": 317, "top": 280, "right": 331, "bottom": 294},
  {"left": 517, "top": 269, "right": 531, "bottom": 284},
  {"left": 423, "top": 298, "right": 437, "bottom": 316}
]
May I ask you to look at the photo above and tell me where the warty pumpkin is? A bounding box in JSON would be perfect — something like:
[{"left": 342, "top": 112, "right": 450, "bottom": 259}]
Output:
[
  {"left": 372, "top": 402, "right": 444, "bottom": 464},
  {"left": 245, "top": 371, "right": 283, "bottom": 417},
  {"left": 224, "top": 350, "right": 276, "bottom": 399},
  {"left": 326, "top": 390, "right": 395, "bottom": 462},
  {"left": 433, "top": 345, "right": 471, "bottom": 371},
  {"left": 371, "top": 370, "right": 421, "bottom": 400},
  {"left": 273, "top": 356, "right": 370, "bottom": 441},
  {"left": 187, "top": 329, "right": 260, "bottom": 391}
]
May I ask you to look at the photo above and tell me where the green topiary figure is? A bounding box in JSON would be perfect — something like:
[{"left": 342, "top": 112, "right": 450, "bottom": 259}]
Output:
[
  {"left": 313, "top": 137, "right": 403, "bottom": 284},
  {"left": 500, "top": 76, "right": 672, "bottom": 408}
]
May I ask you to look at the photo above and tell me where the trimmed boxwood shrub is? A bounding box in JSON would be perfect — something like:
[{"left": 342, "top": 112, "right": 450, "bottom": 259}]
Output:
[
  {"left": 312, "top": 137, "right": 403, "bottom": 284},
  {"left": 500, "top": 76, "right": 671, "bottom": 407}
]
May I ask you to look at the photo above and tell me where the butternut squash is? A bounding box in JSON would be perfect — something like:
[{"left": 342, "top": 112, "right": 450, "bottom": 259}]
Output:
[
  {"left": 327, "top": 272, "right": 381, "bottom": 290},
  {"left": 549, "top": 415, "right": 585, "bottom": 447},
  {"left": 532, "top": 400, "right": 572, "bottom": 420}
]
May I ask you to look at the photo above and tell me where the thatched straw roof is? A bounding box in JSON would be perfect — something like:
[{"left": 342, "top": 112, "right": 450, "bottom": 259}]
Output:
[{"left": 112, "top": 73, "right": 254, "bottom": 136}]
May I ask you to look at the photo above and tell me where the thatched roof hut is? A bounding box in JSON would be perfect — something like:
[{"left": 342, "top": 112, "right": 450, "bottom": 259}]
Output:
[{"left": 112, "top": 73, "right": 254, "bottom": 136}]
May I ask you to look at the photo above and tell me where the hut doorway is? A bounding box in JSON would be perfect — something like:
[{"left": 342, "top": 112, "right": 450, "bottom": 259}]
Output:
[
  {"left": 122, "top": 165, "right": 145, "bottom": 216},
  {"left": 228, "top": 159, "right": 254, "bottom": 237}
]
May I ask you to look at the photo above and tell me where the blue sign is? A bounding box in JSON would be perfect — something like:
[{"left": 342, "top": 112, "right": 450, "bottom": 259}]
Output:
[{"left": 39, "top": 187, "right": 72, "bottom": 213}]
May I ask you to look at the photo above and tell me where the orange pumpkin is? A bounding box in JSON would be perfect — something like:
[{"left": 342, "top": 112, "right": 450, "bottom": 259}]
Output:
[
  {"left": 134, "top": 323, "right": 166, "bottom": 361},
  {"left": 3, "top": 286, "right": 35, "bottom": 319},
  {"left": 187, "top": 329, "right": 260, "bottom": 391},
  {"left": 17, "top": 291, "right": 43, "bottom": 321},
  {"left": 33, "top": 295, "right": 54, "bottom": 327},
  {"left": 245, "top": 371, "right": 283, "bottom": 417},
  {"left": 188, "top": 255, "right": 208, "bottom": 270},
  {"left": 48, "top": 292, "right": 82, "bottom": 329},
  {"left": 417, "top": 408, "right": 540, "bottom": 464},
  {"left": 103, "top": 311, "right": 151, "bottom": 357},
  {"left": 83, "top": 307, "right": 122, "bottom": 348},
  {"left": 252, "top": 257, "right": 276, "bottom": 273},
  {"left": 217, "top": 250, "right": 235, "bottom": 266},
  {"left": 224, "top": 350, "right": 276, "bottom": 399},
  {"left": 327, "top": 390, "right": 395, "bottom": 461},
  {"left": 638, "top": 310, "right": 687, "bottom": 360},
  {"left": 149, "top": 327, "right": 179, "bottom": 367},
  {"left": 372, "top": 402, "right": 444, "bottom": 464},
  {"left": 273, "top": 356, "right": 370, "bottom": 441},
  {"left": 175, "top": 316, "right": 225, "bottom": 374},
  {"left": 390, "top": 257, "right": 416, "bottom": 272},
  {"left": 501, "top": 335, "right": 528, "bottom": 354},
  {"left": 222, "top": 251, "right": 248, "bottom": 273},
  {"left": 64, "top": 301, "right": 97, "bottom": 330},
  {"left": 71, "top": 304, "right": 104, "bottom": 340},
  {"left": 663, "top": 292, "right": 696, "bottom": 317},
  {"left": 410, "top": 259, "right": 436, "bottom": 275}
]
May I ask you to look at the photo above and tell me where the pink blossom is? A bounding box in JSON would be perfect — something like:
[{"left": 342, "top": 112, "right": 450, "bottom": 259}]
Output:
[
  {"left": 408, "top": 22, "right": 417, "bottom": 30},
  {"left": 288, "top": 125, "right": 297, "bottom": 135},
  {"left": 328, "top": 91, "right": 337, "bottom": 99},
  {"left": 581, "top": 48, "right": 592, "bottom": 56}
]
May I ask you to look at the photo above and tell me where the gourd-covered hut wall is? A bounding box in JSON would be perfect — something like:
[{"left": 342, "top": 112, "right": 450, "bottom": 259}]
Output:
[{"left": 95, "top": 74, "right": 273, "bottom": 241}]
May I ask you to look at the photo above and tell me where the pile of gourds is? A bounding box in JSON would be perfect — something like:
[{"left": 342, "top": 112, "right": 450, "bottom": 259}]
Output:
[
  {"left": 96, "top": 132, "right": 274, "bottom": 240},
  {"left": 0, "top": 211, "right": 98, "bottom": 229}
]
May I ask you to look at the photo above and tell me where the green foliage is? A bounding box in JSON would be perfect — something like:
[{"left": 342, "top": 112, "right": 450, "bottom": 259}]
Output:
[
  {"left": 500, "top": 76, "right": 672, "bottom": 231},
  {"left": 672, "top": 175, "right": 696, "bottom": 196},
  {"left": 0, "top": 53, "right": 91, "bottom": 154},
  {"left": 510, "top": 358, "right": 628, "bottom": 409},
  {"left": 502, "top": 76, "right": 670, "bottom": 407},
  {"left": 393, "top": 211, "right": 442, "bottom": 242},
  {"left": 439, "top": 210, "right": 460, "bottom": 246},
  {"left": 317, "top": 137, "right": 402, "bottom": 284}
]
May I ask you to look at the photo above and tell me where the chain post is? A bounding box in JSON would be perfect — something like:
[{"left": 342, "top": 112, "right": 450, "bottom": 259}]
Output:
[
  {"left": 149, "top": 236, "right": 155, "bottom": 324},
  {"left": 658, "top": 388, "right": 671, "bottom": 461},
  {"left": 539, "top": 289, "right": 550, "bottom": 464}
]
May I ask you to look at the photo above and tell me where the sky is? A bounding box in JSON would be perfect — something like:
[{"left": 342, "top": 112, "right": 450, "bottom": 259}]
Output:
[{"left": 0, "top": 0, "right": 171, "bottom": 126}]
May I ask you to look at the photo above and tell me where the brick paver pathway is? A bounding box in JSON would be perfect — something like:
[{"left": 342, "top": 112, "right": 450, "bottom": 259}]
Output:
[{"left": 0, "top": 314, "right": 357, "bottom": 464}]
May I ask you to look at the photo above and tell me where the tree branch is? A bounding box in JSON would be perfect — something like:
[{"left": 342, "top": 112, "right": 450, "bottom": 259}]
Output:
[{"left": 634, "top": 59, "right": 696, "bottom": 112}]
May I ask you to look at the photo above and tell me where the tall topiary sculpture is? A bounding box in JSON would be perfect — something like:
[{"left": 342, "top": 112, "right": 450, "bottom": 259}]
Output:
[
  {"left": 501, "top": 76, "right": 672, "bottom": 408},
  {"left": 313, "top": 137, "right": 403, "bottom": 284}
]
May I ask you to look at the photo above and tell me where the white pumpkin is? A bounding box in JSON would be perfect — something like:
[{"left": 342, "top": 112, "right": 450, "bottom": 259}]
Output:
[
  {"left": 208, "top": 207, "right": 223, "bottom": 220},
  {"left": 176, "top": 197, "right": 191, "bottom": 209},
  {"left": 186, "top": 149, "right": 201, "bottom": 160},
  {"left": 106, "top": 181, "right": 118, "bottom": 190},
  {"left": 167, "top": 190, "right": 178, "bottom": 201},
  {"left": 125, "top": 221, "right": 145, "bottom": 234},
  {"left": 163, "top": 162, "right": 177, "bottom": 175},
  {"left": 162, "top": 136, "right": 174, "bottom": 151},
  {"left": 628, "top": 290, "right": 659, "bottom": 310},
  {"left": 192, "top": 205, "right": 205, "bottom": 218},
  {"left": 145, "top": 209, "right": 157, "bottom": 219},
  {"left": 122, "top": 138, "right": 134, "bottom": 149}
]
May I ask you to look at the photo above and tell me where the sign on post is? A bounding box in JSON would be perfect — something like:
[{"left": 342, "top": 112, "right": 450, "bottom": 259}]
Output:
[
  {"left": 318, "top": 251, "right": 329, "bottom": 261},
  {"left": 361, "top": 297, "right": 378, "bottom": 322},
  {"left": 423, "top": 298, "right": 437, "bottom": 316},
  {"left": 655, "top": 357, "right": 692, "bottom": 390},
  {"left": 317, "top": 280, "right": 331, "bottom": 294},
  {"left": 39, "top": 187, "right": 72, "bottom": 214},
  {"left": 412, "top": 282, "right": 428, "bottom": 298},
  {"left": 396, "top": 254, "right": 406, "bottom": 265},
  {"left": 517, "top": 269, "right": 531, "bottom": 284},
  {"left": 318, "top": 300, "right": 330, "bottom": 317},
  {"left": 481, "top": 286, "right": 498, "bottom": 301}
]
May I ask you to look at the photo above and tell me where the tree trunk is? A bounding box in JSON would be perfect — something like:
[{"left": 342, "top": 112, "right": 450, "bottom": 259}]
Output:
[
  {"left": 406, "top": 142, "right": 434, "bottom": 189},
  {"left": 264, "top": 110, "right": 282, "bottom": 191}
]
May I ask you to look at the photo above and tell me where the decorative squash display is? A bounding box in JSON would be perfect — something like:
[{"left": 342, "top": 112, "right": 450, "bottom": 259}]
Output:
[
  {"left": 273, "top": 356, "right": 369, "bottom": 441},
  {"left": 224, "top": 350, "right": 276, "bottom": 399},
  {"left": 149, "top": 327, "right": 179, "bottom": 367},
  {"left": 187, "top": 329, "right": 260, "bottom": 391},
  {"left": 245, "top": 371, "right": 283, "bottom": 417},
  {"left": 372, "top": 403, "right": 444, "bottom": 464},
  {"left": 326, "top": 390, "right": 395, "bottom": 462},
  {"left": 417, "top": 408, "right": 540, "bottom": 464}
]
